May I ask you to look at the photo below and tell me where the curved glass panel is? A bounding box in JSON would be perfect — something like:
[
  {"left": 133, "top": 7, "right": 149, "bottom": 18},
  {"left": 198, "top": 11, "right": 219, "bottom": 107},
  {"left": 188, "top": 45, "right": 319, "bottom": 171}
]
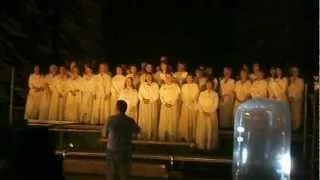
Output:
[{"left": 233, "top": 99, "right": 291, "bottom": 180}]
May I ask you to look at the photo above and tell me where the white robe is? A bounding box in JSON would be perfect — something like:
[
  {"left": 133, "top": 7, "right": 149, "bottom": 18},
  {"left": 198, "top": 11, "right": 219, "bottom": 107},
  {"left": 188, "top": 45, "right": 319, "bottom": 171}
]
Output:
[
  {"left": 234, "top": 80, "right": 252, "bottom": 114},
  {"left": 268, "top": 77, "right": 288, "bottom": 102},
  {"left": 38, "top": 74, "right": 55, "bottom": 120},
  {"left": 119, "top": 88, "right": 139, "bottom": 121},
  {"left": 48, "top": 76, "right": 69, "bottom": 121},
  {"left": 195, "top": 90, "right": 219, "bottom": 150},
  {"left": 110, "top": 75, "right": 126, "bottom": 115},
  {"left": 174, "top": 71, "right": 188, "bottom": 87},
  {"left": 179, "top": 83, "right": 199, "bottom": 141},
  {"left": 250, "top": 79, "right": 268, "bottom": 99},
  {"left": 25, "top": 74, "right": 43, "bottom": 120},
  {"left": 64, "top": 77, "right": 83, "bottom": 122},
  {"left": 219, "top": 78, "right": 235, "bottom": 128},
  {"left": 158, "top": 83, "right": 180, "bottom": 141},
  {"left": 92, "top": 73, "right": 112, "bottom": 125},
  {"left": 138, "top": 82, "right": 159, "bottom": 140},
  {"left": 288, "top": 77, "right": 304, "bottom": 130},
  {"left": 154, "top": 71, "right": 168, "bottom": 86},
  {"left": 81, "top": 75, "right": 96, "bottom": 124}
]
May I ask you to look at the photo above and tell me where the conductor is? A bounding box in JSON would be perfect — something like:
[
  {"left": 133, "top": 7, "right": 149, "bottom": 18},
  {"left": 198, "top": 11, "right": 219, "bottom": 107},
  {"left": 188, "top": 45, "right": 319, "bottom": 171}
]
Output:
[{"left": 102, "top": 100, "right": 140, "bottom": 180}]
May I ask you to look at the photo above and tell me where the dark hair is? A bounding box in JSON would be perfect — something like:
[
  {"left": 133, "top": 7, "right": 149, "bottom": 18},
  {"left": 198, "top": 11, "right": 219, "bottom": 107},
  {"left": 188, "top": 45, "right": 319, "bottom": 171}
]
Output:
[{"left": 116, "top": 100, "right": 127, "bottom": 113}]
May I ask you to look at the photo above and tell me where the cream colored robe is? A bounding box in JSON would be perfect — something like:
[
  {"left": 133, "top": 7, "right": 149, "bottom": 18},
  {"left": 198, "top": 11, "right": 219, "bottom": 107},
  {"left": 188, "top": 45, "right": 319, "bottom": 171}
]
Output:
[
  {"left": 92, "top": 73, "right": 112, "bottom": 125},
  {"left": 174, "top": 71, "right": 188, "bottom": 87},
  {"left": 25, "top": 74, "right": 43, "bottom": 120},
  {"left": 64, "top": 77, "right": 83, "bottom": 122},
  {"left": 158, "top": 83, "right": 181, "bottom": 141},
  {"left": 81, "top": 75, "right": 96, "bottom": 124},
  {"left": 110, "top": 75, "right": 126, "bottom": 115},
  {"left": 38, "top": 74, "right": 55, "bottom": 120},
  {"left": 288, "top": 77, "right": 304, "bottom": 130},
  {"left": 195, "top": 90, "right": 219, "bottom": 150},
  {"left": 138, "top": 82, "right": 159, "bottom": 140},
  {"left": 250, "top": 79, "right": 268, "bottom": 99},
  {"left": 234, "top": 80, "right": 252, "bottom": 114},
  {"left": 268, "top": 77, "right": 288, "bottom": 102},
  {"left": 154, "top": 71, "right": 167, "bottom": 86},
  {"left": 48, "top": 76, "right": 69, "bottom": 121},
  {"left": 219, "top": 78, "right": 235, "bottom": 128},
  {"left": 198, "top": 77, "right": 208, "bottom": 91},
  {"left": 119, "top": 88, "right": 139, "bottom": 121},
  {"left": 179, "top": 83, "right": 199, "bottom": 141}
]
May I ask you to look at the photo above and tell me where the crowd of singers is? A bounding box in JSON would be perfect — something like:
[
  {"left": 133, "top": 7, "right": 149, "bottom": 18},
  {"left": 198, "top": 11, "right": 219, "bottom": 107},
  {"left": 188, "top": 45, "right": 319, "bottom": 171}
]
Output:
[{"left": 25, "top": 56, "right": 305, "bottom": 150}]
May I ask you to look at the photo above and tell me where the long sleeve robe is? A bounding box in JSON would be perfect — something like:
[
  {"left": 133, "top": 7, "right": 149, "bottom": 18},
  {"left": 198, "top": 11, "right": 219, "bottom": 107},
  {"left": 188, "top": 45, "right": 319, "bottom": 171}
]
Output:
[
  {"left": 38, "top": 74, "right": 56, "bottom": 120},
  {"left": 92, "top": 73, "right": 112, "bottom": 125},
  {"left": 234, "top": 80, "right": 252, "bottom": 114},
  {"left": 81, "top": 75, "right": 96, "bottom": 124},
  {"left": 250, "top": 79, "right": 268, "bottom": 99},
  {"left": 195, "top": 90, "right": 219, "bottom": 150},
  {"left": 25, "top": 74, "right": 43, "bottom": 120},
  {"left": 219, "top": 78, "right": 235, "bottom": 128},
  {"left": 288, "top": 77, "right": 304, "bottom": 130},
  {"left": 64, "top": 77, "right": 83, "bottom": 122},
  {"left": 118, "top": 88, "right": 139, "bottom": 122},
  {"left": 179, "top": 83, "right": 199, "bottom": 141},
  {"left": 158, "top": 83, "right": 181, "bottom": 141},
  {"left": 110, "top": 75, "right": 126, "bottom": 115},
  {"left": 48, "top": 76, "right": 69, "bottom": 121},
  {"left": 268, "top": 77, "right": 288, "bottom": 102},
  {"left": 138, "top": 82, "right": 159, "bottom": 140}
]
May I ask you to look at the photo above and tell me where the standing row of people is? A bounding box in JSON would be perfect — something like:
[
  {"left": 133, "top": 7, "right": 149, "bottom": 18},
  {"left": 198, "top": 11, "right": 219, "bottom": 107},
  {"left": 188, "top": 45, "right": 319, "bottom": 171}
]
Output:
[{"left": 25, "top": 58, "right": 305, "bottom": 150}]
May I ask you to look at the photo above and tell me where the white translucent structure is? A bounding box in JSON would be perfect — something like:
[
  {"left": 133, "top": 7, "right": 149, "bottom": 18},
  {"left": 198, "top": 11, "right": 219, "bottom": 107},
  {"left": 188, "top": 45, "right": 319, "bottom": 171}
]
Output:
[{"left": 233, "top": 99, "right": 291, "bottom": 180}]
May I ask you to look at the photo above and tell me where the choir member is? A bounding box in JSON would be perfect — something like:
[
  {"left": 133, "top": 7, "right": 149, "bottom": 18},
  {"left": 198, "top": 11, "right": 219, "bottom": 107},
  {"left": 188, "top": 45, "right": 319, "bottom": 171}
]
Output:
[
  {"left": 194, "top": 68, "right": 207, "bottom": 91},
  {"left": 126, "top": 65, "right": 140, "bottom": 88},
  {"left": 205, "top": 67, "right": 219, "bottom": 90},
  {"left": 179, "top": 74, "right": 199, "bottom": 142},
  {"left": 65, "top": 67, "right": 82, "bottom": 122},
  {"left": 140, "top": 63, "right": 154, "bottom": 84},
  {"left": 234, "top": 69, "right": 251, "bottom": 114},
  {"left": 38, "top": 65, "right": 58, "bottom": 120},
  {"left": 155, "top": 61, "right": 170, "bottom": 86},
  {"left": 174, "top": 62, "right": 188, "bottom": 87},
  {"left": 139, "top": 61, "right": 146, "bottom": 75},
  {"left": 250, "top": 63, "right": 260, "bottom": 81},
  {"left": 138, "top": 73, "right": 159, "bottom": 140},
  {"left": 118, "top": 77, "right": 139, "bottom": 122},
  {"left": 250, "top": 71, "right": 268, "bottom": 99},
  {"left": 110, "top": 66, "right": 126, "bottom": 115},
  {"left": 268, "top": 67, "right": 288, "bottom": 102},
  {"left": 81, "top": 65, "right": 96, "bottom": 124},
  {"left": 160, "top": 56, "right": 168, "bottom": 63},
  {"left": 158, "top": 74, "right": 181, "bottom": 141},
  {"left": 268, "top": 67, "right": 277, "bottom": 81},
  {"left": 92, "top": 63, "right": 112, "bottom": 125},
  {"left": 25, "top": 65, "right": 43, "bottom": 120},
  {"left": 195, "top": 81, "right": 219, "bottom": 150},
  {"left": 219, "top": 67, "right": 235, "bottom": 128},
  {"left": 48, "top": 66, "right": 69, "bottom": 121},
  {"left": 288, "top": 67, "right": 304, "bottom": 130}
]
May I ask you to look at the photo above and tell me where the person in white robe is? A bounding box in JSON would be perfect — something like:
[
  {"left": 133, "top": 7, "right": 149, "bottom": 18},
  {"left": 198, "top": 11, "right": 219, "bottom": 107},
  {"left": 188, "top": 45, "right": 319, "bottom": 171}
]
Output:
[
  {"left": 194, "top": 69, "right": 208, "bottom": 91},
  {"left": 38, "top": 65, "right": 58, "bottom": 120},
  {"left": 154, "top": 62, "right": 170, "bottom": 86},
  {"left": 250, "top": 71, "right": 268, "bottom": 99},
  {"left": 25, "top": 65, "right": 43, "bottom": 120},
  {"left": 219, "top": 67, "right": 235, "bottom": 128},
  {"left": 138, "top": 72, "right": 159, "bottom": 140},
  {"left": 249, "top": 63, "right": 261, "bottom": 81},
  {"left": 288, "top": 67, "right": 304, "bottom": 130},
  {"left": 179, "top": 74, "right": 199, "bottom": 142},
  {"left": 48, "top": 66, "right": 69, "bottom": 121},
  {"left": 234, "top": 69, "right": 251, "bottom": 114},
  {"left": 64, "top": 68, "right": 83, "bottom": 122},
  {"left": 158, "top": 74, "right": 181, "bottom": 141},
  {"left": 174, "top": 62, "right": 188, "bottom": 87},
  {"left": 119, "top": 77, "right": 139, "bottom": 122},
  {"left": 268, "top": 67, "right": 288, "bottom": 103},
  {"left": 110, "top": 66, "right": 126, "bottom": 115},
  {"left": 195, "top": 81, "right": 219, "bottom": 151},
  {"left": 140, "top": 63, "right": 154, "bottom": 84},
  {"left": 80, "top": 65, "right": 96, "bottom": 124},
  {"left": 92, "top": 63, "right": 112, "bottom": 125},
  {"left": 126, "top": 65, "right": 140, "bottom": 88}
]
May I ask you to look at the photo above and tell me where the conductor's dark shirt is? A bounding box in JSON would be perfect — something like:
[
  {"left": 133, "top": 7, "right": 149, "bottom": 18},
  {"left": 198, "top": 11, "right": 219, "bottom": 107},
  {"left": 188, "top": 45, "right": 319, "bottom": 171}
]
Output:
[{"left": 101, "top": 113, "right": 140, "bottom": 160}]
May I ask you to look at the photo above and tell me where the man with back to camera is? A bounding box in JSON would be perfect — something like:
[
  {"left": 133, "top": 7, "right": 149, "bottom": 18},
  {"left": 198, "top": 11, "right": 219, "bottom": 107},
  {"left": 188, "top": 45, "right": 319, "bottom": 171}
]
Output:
[{"left": 101, "top": 100, "right": 140, "bottom": 180}]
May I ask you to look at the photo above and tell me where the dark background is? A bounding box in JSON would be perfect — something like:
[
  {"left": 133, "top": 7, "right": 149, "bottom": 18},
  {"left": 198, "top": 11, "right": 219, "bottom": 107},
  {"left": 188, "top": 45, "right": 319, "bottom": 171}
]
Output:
[{"left": 0, "top": 0, "right": 317, "bottom": 79}]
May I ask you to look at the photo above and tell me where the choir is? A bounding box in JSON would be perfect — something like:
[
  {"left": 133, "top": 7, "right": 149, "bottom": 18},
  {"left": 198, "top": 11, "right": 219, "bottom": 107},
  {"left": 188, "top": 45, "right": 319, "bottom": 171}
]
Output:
[{"left": 24, "top": 58, "right": 305, "bottom": 150}]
